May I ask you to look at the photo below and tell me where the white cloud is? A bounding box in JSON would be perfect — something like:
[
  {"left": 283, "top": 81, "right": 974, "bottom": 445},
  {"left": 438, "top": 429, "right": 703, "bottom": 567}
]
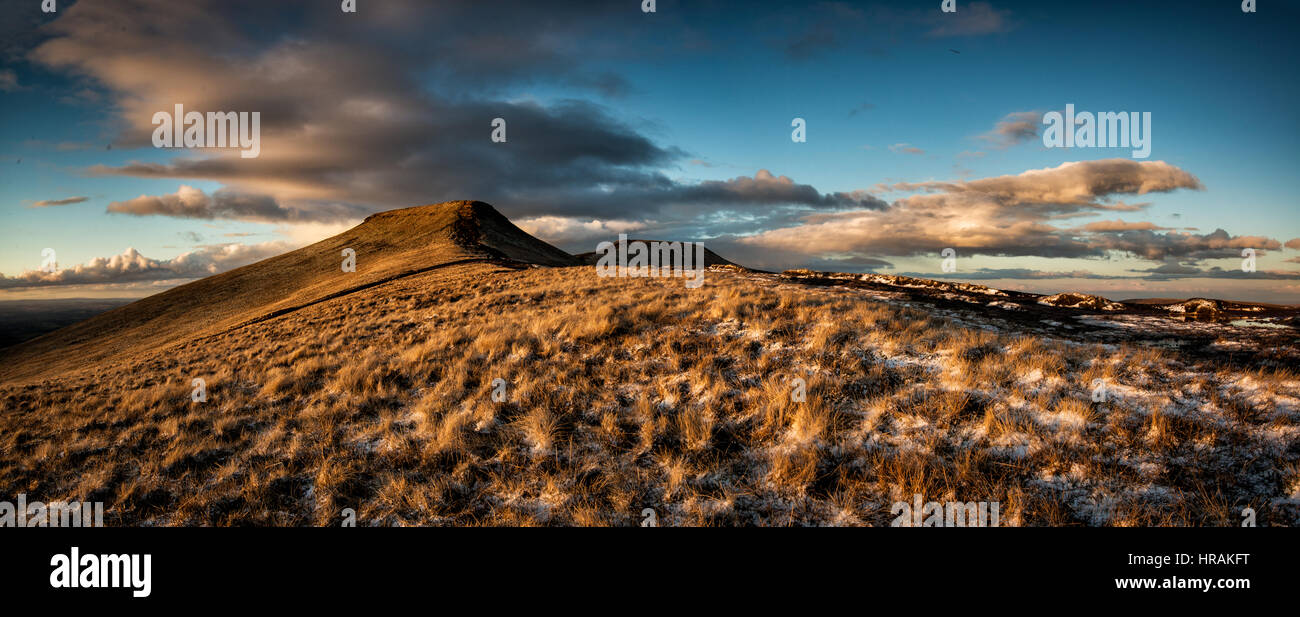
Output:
[
  {"left": 515, "top": 216, "right": 648, "bottom": 246},
  {"left": 0, "top": 242, "right": 293, "bottom": 290}
]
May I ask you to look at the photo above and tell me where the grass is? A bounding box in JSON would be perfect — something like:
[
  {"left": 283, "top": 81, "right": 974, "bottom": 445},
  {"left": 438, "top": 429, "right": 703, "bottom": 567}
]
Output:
[{"left": 1, "top": 262, "right": 1297, "bottom": 526}]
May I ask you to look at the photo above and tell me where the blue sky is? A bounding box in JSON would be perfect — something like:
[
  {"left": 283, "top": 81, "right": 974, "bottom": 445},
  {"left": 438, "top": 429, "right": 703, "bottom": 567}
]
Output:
[{"left": 2, "top": 0, "right": 1298, "bottom": 301}]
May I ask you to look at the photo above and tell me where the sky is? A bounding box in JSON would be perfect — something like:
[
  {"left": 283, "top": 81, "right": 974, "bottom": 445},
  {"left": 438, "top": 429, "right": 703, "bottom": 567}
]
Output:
[{"left": 1, "top": 0, "right": 1298, "bottom": 302}]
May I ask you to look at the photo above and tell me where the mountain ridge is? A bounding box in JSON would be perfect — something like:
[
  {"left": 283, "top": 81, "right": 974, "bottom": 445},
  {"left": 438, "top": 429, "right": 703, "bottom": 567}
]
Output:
[{"left": 0, "top": 200, "right": 575, "bottom": 383}]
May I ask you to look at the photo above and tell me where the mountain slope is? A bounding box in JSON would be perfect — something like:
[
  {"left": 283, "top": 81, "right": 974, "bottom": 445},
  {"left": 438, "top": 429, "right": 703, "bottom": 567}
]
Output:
[
  {"left": 0, "top": 205, "right": 1296, "bottom": 526},
  {"left": 0, "top": 200, "right": 578, "bottom": 383},
  {"left": 2, "top": 261, "right": 1297, "bottom": 526}
]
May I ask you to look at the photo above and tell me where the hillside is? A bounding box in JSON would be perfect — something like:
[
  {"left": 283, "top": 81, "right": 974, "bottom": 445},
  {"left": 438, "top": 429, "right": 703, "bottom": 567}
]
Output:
[
  {"left": 0, "top": 200, "right": 577, "bottom": 383},
  {"left": 0, "top": 203, "right": 1297, "bottom": 527}
]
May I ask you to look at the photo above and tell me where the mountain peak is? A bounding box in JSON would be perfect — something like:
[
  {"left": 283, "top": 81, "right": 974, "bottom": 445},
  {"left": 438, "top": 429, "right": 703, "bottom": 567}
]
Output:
[{"left": 359, "top": 200, "right": 576, "bottom": 267}]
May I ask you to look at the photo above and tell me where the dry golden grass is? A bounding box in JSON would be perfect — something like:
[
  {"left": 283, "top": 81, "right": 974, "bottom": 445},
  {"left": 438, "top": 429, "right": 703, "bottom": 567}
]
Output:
[{"left": 1, "top": 263, "right": 1297, "bottom": 526}]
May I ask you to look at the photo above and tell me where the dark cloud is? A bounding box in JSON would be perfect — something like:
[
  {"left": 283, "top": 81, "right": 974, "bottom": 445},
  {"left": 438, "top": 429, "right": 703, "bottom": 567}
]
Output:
[
  {"left": 1132, "top": 263, "right": 1300, "bottom": 281},
  {"left": 105, "top": 185, "right": 365, "bottom": 223},
  {"left": 906, "top": 266, "right": 1300, "bottom": 282},
  {"left": 806, "top": 255, "right": 895, "bottom": 272},
  {"left": 21, "top": 0, "right": 1017, "bottom": 230},
  {"left": 905, "top": 268, "right": 1124, "bottom": 281},
  {"left": 1089, "top": 228, "right": 1281, "bottom": 261},
  {"left": 664, "top": 169, "right": 886, "bottom": 210},
  {"left": 30, "top": 0, "right": 718, "bottom": 223}
]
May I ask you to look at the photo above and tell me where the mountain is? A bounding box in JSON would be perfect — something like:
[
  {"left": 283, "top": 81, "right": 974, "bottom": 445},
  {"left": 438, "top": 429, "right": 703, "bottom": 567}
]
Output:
[
  {"left": 0, "top": 200, "right": 578, "bottom": 383},
  {"left": 1, "top": 202, "right": 1297, "bottom": 527}
]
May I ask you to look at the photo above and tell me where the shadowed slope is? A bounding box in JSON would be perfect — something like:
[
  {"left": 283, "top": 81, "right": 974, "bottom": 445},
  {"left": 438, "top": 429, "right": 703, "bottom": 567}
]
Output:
[{"left": 0, "top": 200, "right": 578, "bottom": 383}]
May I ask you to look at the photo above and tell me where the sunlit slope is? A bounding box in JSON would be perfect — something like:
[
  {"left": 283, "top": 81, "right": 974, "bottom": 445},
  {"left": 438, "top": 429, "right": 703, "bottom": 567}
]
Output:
[{"left": 0, "top": 200, "right": 577, "bottom": 383}]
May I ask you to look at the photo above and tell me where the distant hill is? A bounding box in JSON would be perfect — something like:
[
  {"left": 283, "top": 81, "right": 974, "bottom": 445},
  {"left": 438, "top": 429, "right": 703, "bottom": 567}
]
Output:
[
  {"left": 573, "top": 239, "right": 740, "bottom": 268},
  {"left": 0, "top": 298, "right": 135, "bottom": 349}
]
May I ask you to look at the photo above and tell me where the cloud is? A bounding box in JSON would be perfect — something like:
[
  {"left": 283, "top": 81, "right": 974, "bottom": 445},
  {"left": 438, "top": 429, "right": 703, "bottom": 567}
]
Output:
[
  {"left": 504, "top": 169, "right": 889, "bottom": 230},
  {"left": 915, "top": 268, "right": 1124, "bottom": 281},
  {"left": 30, "top": 196, "right": 89, "bottom": 207},
  {"left": 0, "top": 243, "right": 292, "bottom": 290},
  {"left": 22, "top": 0, "right": 1009, "bottom": 232},
  {"left": 1087, "top": 228, "right": 1281, "bottom": 261},
  {"left": 926, "top": 2, "right": 1016, "bottom": 37},
  {"left": 1134, "top": 260, "right": 1204, "bottom": 277},
  {"left": 0, "top": 69, "right": 18, "bottom": 91},
  {"left": 1075, "top": 220, "right": 1169, "bottom": 233},
  {"left": 848, "top": 102, "right": 876, "bottom": 117},
  {"left": 807, "top": 255, "right": 895, "bottom": 272},
  {"left": 16, "top": 0, "right": 1283, "bottom": 295},
  {"left": 1132, "top": 263, "right": 1300, "bottom": 281},
  {"left": 977, "top": 111, "right": 1041, "bottom": 148},
  {"left": 889, "top": 143, "right": 925, "bottom": 155},
  {"left": 515, "top": 216, "right": 648, "bottom": 247},
  {"left": 782, "top": 23, "right": 840, "bottom": 60},
  {"left": 676, "top": 169, "right": 887, "bottom": 209},
  {"left": 882, "top": 159, "right": 1202, "bottom": 210},
  {"left": 105, "top": 185, "right": 361, "bottom": 223},
  {"left": 29, "top": 0, "right": 709, "bottom": 223},
  {"left": 924, "top": 266, "right": 1300, "bottom": 282},
  {"left": 738, "top": 159, "right": 1244, "bottom": 266},
  {"left": 767, "top": 2, "right": 1014, "bottom": 60}
]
